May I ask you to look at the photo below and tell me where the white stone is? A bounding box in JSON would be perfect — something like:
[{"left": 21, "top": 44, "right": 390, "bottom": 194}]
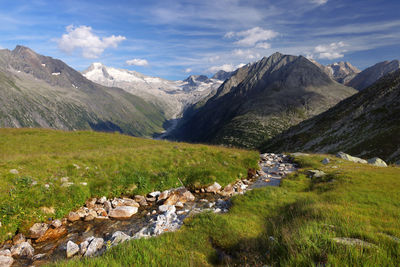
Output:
[
  {"left": 0, "top": 255, "right": 13, "bottom": 267},
  {"left": 9, "top": 169, "right": 19, "bottom": 175},
  {"left": 108, "top": 206, "right": 138, "bottom": 219},
  {"left": 66, "top": 241, "right": 79, "bottom": 258},
  {"left": 158, "top": 205, "right": 176, "bottom": 213},
  {"left": 84, "top": 238, "right": 104, "bottom": 257}
]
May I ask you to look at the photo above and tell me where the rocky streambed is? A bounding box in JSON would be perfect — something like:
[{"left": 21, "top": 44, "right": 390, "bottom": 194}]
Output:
[{"left": 0, "top": 153, "right": 296, "bottom": 267}]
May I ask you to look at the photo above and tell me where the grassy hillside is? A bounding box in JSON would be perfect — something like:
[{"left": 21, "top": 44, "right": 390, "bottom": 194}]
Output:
[
  {"left": 55, "top": 154, "right": 400, "bottom": 266},
  {"left": 0, "top": 129, "right": 259, "bottom": 242}
]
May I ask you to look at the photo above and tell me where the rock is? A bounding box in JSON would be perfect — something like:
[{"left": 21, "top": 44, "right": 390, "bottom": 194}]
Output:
[
  {"left": 51, "top": 219, "right": 62, "bottom": 228},
  {"left": 108, "top": 206, "right": 138, "bottom": 219},
  {"left": 158, "top": 205, "right": 176, "bottom": 213},
  {"left": 61, "top": 182, "right": 74, "bottom": 187},
  {"left": 110, "top": 231, "right": 131, "bottom": 246},
  {"left": 291, "top": 152, "right": 309, "bottom": 157},
  {"left": 111, "top": 198, "right": 124, "bottom": 208},
  {"left": 96, "top": 208, "right": 108, "bottom": 217},
  {"left": 367, "top": 157, "right": 387, "bottom": 167},
  {"left": 175, "top": 201, "right": 184, "bottom": 208},
  {"left": 84, "top": 210, "right": 98, "bottom": 221},
  {"left": 29, "top": 223, "right": 49, "bottom": 239},
  {"left": 146, "top": 197, "right": 156, "bottom": 202},
  {"left": 36, "top": 226, "right": 67, "bottom": 243},
  {"left": 10, "top": 242, "right": 34, "bottom": 258},
  {"left": 9, "top": 169, "right": 19, "bottom": 175},
  {"left": 0, "top": 255, "right": 13, "bottom": 267},
  {"left": 80, "top": 240, "right": 90, "bottom": 255},
  {"left": 97, "top": 196, "right": 107, "bottom": 204},
  {"left": 12, "top": 233, "right": 25, "bottom": 245},
  {"left": 157, "top": 190, "right": 170, "bottom": 202},
  {"left": 134, "top": 195, "right": 148, "bottom": 206},
  {"left": 332, "top": 237, "right": 377, "bottom": 248},
  {"left": 84, "top": 237, "right": 104, "bottom": 257},
  {"left": 122, "top": 198, "right": 140, "bottom": 207},
  {"left": 307, "top": 170, "right": 326, "bottom": 179},
  {"left": 80, "top": 182, "right": 88, "bottom": 186},
  {"left": 164, "top": 187, "right": 195, "bottom": 206},
  {"left": 104, "top": 201, "right": 112, "bottom": 212},
  {"left": 67, "top": 212, "right": 81, "bottom": 222},
  {"left": 148, "top": 191, "right": 161, "bottom": 198},
  {"left": 73, "top": 163, "right": 80, "bottom": 169},
  {"left": 85, "top": 198, "right": 97, "bottom": 208},
  {"left": 336, "top": 152, "right": 367, "bottom": 164},
  {"left": 0, "top": 249, "right": 11, "bottom": 257},
  {"left": 322, "top": 158, "right": 330, "bottom": 164},
  {"left": 66, "top": 240, "right": 79, "bottom": 258},
  {"left": 205, "top": 182, "right": 222, "bottom": 194},
  {"left": 219, "top": 184, "right": 235, "bottom": 197},
  {"left": 32, "top": 253, "right": 46, "bottom": 261},
  {"left": 60, "top": 177, "right": 69, "bottom": 182}
]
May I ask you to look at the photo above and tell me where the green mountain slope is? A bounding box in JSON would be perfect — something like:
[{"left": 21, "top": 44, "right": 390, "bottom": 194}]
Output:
[
  {"left": 0, "top": 46, "right": 165, "bottom": 136},
  {"left": 262, "top": 69, "right": 400, "bottom": 163},
  {"left": 168, "top": 52, "right": 357, "bottom": 148}
]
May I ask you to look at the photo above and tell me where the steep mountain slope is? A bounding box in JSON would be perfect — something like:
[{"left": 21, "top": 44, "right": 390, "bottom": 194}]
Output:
[
  {"left": 0, "top": 46, "right": 165, "bottom": 136},
  {"left": 167, "top": 53, "right": 357, "bottom": 148},
  {"left": 310, "top": 60, "right": 360, "bottom": 84},
  {"left": 211, "top": 70, "right": 234, "bottom": 81},
  {"left": 82, "top": 63, "right": 223, "bottom": 119},
  {"left": 347, "top": 60, "right": 399, "bottom": 90},
  {"left": 262, "top": 69, "right": 400, "bottom": 163}
]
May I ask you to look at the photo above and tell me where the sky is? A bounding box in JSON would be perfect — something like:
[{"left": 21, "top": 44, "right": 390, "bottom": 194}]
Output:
[{"left": 0, "top": 0, "right": 399, "bottom": 80}]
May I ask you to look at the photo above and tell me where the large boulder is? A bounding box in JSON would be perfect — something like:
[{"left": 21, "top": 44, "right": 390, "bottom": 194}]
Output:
[
  {"left": 307, "top": 170, "right": 326, "bottom": 179},
  {"left": 108, "top": 206, "right": 138, "bottom": 219},
  {"left": 164, "top": 187, "right": 195, "bottom": 206},
  {"left": 336, "top": 152, "right": 367, "bottom": 164},
  {"left": 367, "top": 157, "right": 388, "bottom": 167},
  {"left": 29, "top": 223, "right": 49, "bottom": 239},
  {"left": 66, "top": 240, "right": 79, "bottom": 258}
]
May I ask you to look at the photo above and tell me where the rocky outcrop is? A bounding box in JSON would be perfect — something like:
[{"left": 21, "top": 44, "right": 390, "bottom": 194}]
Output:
[{"left": 336, "top": 152, "right": 367, "bottom": 164}]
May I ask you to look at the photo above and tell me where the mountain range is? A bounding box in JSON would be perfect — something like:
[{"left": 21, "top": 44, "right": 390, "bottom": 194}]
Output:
[
  {"left": 0, "top": 46, "right": 165, "bottom": 136},
  {"left": 262, "top": 69, "right": 400, "bottom": 163},
  {"left": 166, "top": 52, "right": 357, "bottom": 148},
  {"left": 0, "top": 45, "right": 399, "bottom": 160}
]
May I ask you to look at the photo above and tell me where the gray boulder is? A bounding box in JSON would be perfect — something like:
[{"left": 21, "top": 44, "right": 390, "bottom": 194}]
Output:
[
  {"left": 367, "top": 157, "right": 387, "bottom": 167},
  {"left": 307, "top": 170, "right": 326, "bottom": 178},
  {"left": 336, "top": 152, "right": 367, "bottom": 164},
  {"left": 29, "top": 222, "right": 49, "bottom": 239},
  {"left": 110, "top": 231, "right": 131, "bottom": 246},
  {"left": 322, "top": 158, "right": 330, "bottom": 164}
]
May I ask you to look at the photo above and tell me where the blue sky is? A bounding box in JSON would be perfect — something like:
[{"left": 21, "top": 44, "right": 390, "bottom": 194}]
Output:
[{"left": 0, "top": 0, "right": 399, "bottom": 80}]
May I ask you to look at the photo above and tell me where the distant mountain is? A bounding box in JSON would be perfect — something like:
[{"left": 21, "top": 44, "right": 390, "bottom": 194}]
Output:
[
  {"left": 167, "top": 52, "right": 357, "bottom": 148},
  {"left": 0, "top": 46, "right": 165, "bottom": 136},
  {"left": 211, "top": 70, "right": 235, "bottom": 81},
  {"left": 310, "top": 60, "right": 360, "bottom": 84},
  {"left": 347, "top": 60, "right": 400, "bottom": 90},
  {"left": 83, "top": 63, "right": 223, "bottom": 119},
  {"left": 262, "top": 69, "right": 400, "bottom": 163}
]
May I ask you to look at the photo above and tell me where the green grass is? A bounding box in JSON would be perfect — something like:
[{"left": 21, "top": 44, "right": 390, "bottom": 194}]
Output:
[
  {"left": 0, "top": 128, "right": 259, "bottom": 241},
  {"left": 54, "top": 153, "right": 400, "bottom": 266}
]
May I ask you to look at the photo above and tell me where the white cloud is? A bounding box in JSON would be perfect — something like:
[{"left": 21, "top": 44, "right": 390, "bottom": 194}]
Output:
[
  {"left": 184, "top": 68, "right": 192, "bottom": 73},
  {"left": 233, "top": 49, "right": 261, "bottom": 60},
  {"left": 314, "top": 41, "right": 346, "bottom": 59},
  {"left": 255, "top": 42, "right": 271, "bottom": 49},
  {"left": 310, "top": 0, "right": 328, "bottom": 5},
  {"left": 125, "top": 58, "right": 149, "bottom": 66},
  {"left": 208, "top": 55, "right": 220, "bottom": 63},
  {"left": 208, "top": 63, "right": 245, "bottom": 73},
  {"left": 226, "top": 27, "right": 278, "bottom": 47},
  {"left": 58, "top": 25, "right": 126, "bottom": 58}
]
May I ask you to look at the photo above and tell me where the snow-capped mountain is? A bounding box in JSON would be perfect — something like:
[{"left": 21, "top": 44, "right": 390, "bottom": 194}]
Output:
[{"left": 82, "top": 63, "right": 223, "bottom": 119}]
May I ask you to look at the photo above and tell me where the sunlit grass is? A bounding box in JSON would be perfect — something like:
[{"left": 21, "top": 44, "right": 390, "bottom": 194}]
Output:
[
  {"left": 55, "top": 153, "right": 400, "bottom": 266},
  {"left": 0, "top": 128, "right": 259, "bottom": 241}
]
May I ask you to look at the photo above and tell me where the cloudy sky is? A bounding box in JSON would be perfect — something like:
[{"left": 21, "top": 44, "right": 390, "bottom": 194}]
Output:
[{"left": 0, "top": 0, "right": 399, "bottom": 80}]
